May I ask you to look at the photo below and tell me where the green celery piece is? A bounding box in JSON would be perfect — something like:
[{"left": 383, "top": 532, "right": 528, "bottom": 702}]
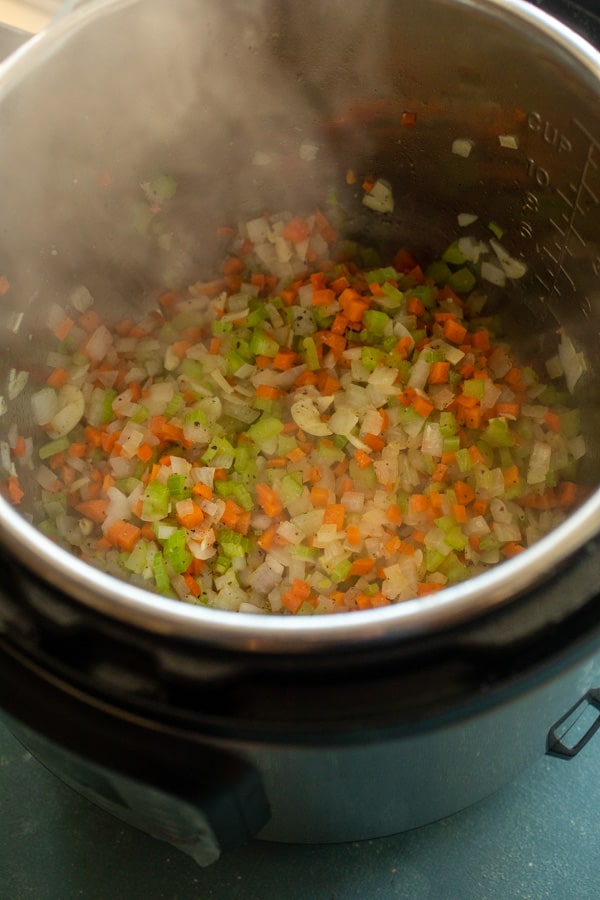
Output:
[
  {"left": 227, "top": 349, "right": 249, "bottom": 375},
  {"left": 292, "top": 544, "right": 319, "bottom": 561},
  {"left": 330, "top": 558, "right": 353, "bottom": 583},
  {"left": 218, "top": 529, "right": 250, "bottom": 558},
  {"left": 179, "top": 358, "right": 205, "bottom": 384},
  {"left": 425, "top": 547, "right": 447, "bottom": 573},
  {"left": 448, "top": 267, "right": 476, "bottom": 294},
  {"left": 247, "top": 307, "right": 269, "bottom": 328},
  {"left": 124, "top": 540, "right": 149, "bottom": 575},
  {"left": 381, "top": 282, "right": 404, "bottom": 305},
  {"left": 365, "top": 266, "right": 399, "bottom": 284},
  {"left": 481, "top": 417, "right": 514, "bottom": 448},
  {"left": 439, "top": 552, "right": 470, "bottom": 583},
  {"left": 279, "top": 473, "right": 304, "bottom": 506},
  {"left": 363, "top": 310, "right": 390, "bottom": 336},
  {"left": 212, "top": 319, "right": 233, "bottom": 335},
  {"left": 246, "top": 415, "right": 284, "bottom": 443},
  {"left": 143, "top": 173, "right": 177, "bottom": 202},
  {"left": 439, "top": 411, "right": 458, "bottom": 437},
  {"left": 142, "top": 481, "right": 170, "bottom": 520},
  {"left": 445, "top": 526, "right": 467, "bottom": 551},
  {"left": 488, "top": 220, "right": 504, "bottom": 239},
  {"left": 100, "top": 388, "right": 118, "bottom": 425},
  {"left": 463, "top": 379, "right": 485, "bottom": 400},
  {"left": 250, "top": 329, "right": 279, "bottom": 357},
  {"left": 165, "top": 393, "right": 185, "bottom": 418},
  {"left": 442, "top": 242, "right": 466, "bottom": 267},
  {"left": 164, "top": 529, "right": 193, "bottom": 574},
  {"left": 153, "top": 552, "right": 172, "bottom": 594},
  {"left": 39, "top": 436, "right": 70, "bottom": 460},
  {"left": 361, "top": 346, "right": 385, "bottom": 371},
  {"left": 425, "top": 260, "right": 452, "bottom": 284},
  {"left": 409, "top": 285, "right": 436, "bottom": 308},
  {"left": 455, "top": 448, "right": 472, "bottom": 472},
  {"left": 167, "top": 474, "right": 190, "bottom": 500},
  {"left": 559, "top": 409, "right": 581, "bottom": 440},
  {"left": 443, "top": 436, "right": 461, "bottom": 453},
  {"left": 301, "top": 336, "right": 320, "bottom": 371},
  {"left": 231, "top": 482, "right": 254, "bottom": 511}
]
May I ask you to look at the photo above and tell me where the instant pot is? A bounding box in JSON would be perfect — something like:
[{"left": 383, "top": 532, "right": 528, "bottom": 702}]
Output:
[{"left": 0, "top": 0, "right": 600, "bottom": 867}]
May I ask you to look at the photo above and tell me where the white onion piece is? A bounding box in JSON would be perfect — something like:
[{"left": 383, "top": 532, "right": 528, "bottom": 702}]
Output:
[
  {"left": 558, "top": 331, "right": 587, "bottom": 393},
  {"left": 457, "top": 212, "right": 478, "bottom": 227},
  {"left": 489, "top": 239, "right": 527, "bottom": 279},
  {"left": 527, "top": 441, "right": 552, "bottom": 485},
  {"left": 452, "top": 138, "right": 474, "bottom": 158},
  {"left": 48, "top": 385, "right": 85, "bottom": 438},
  {"left": 362, "top": 179, "right": 394, "bottom": 213},
  {"left": 291, "top": 397, "right": 332, "bottom": 436},
  {"left": 7, "top": 369, "right": 29, "bottom": 401},
  {"left": 481, "top": 260, "right": 506, "bottom": 287}
]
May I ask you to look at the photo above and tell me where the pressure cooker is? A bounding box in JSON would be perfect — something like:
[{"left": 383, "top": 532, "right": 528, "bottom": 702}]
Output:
[{"left": 0, "top": 0, "right": 600, "bottom": 867}]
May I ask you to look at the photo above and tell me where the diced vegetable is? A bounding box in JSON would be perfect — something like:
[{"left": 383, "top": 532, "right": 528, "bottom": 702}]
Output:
[{"left": 2, "top": 194, "right": 588, "bottom": 616}]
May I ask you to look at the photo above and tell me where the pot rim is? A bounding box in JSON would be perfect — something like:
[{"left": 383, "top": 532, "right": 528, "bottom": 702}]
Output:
[{"left": 0, "top": 0, "right": 599, "bottom": 653}]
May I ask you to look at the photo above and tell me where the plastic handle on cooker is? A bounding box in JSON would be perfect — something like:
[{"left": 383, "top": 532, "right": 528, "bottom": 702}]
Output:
[{"left": 546, "top": 688, "right": 600, "bottom": 759}]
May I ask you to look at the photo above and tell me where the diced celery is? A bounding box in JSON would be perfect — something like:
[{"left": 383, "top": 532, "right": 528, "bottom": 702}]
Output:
[
  {"left": 153, "top": 552, "right": 172, "bottom": 594},
  {"left": 279, "top": 473, "right": 304, "bottom": 506},
  {"left": 246, "top": 415, "right": 284, "bottom": 443},
  {"left": 250, "top": 329, "right": 279, "bottom": 357},
  {"left": 39, "top": 436, "right": 70, "bottom": 460},
  {"left": 448, "top": 267, "right": 476, "bottom": 294},
  {"left": 425, "top": 260, "right": 452, "bottom": 284},
  {"left": 463, "top": 379, "right": 485, "bottom": 400},
  {"left": 442, "top": 242, "right": 466, "bottom": 266},
  {"left": 361, "top": 346, "right": 385, "bottom": 371},
  {"left": 330, "top": 558, "right": 353, "bottom": 583},
  {"left": 301, "top": 336, "right": 320, "bottom": 371},
  {"left": 363, "top": 310, "right": 390, "bottom": 336},
  {"left": 167, "top": 474, "right": 189, "bottom": 500},
  {"left": 455, "top": 448, "right": 472, "bottom": 472},
  {"left": 165, "top": 393, "right": 185, "bottom": 418},
  {"left": 141, "top": 481, "right": 170, "bottom": 520},
  {"left": 482, "top": 417, "right": 514, "bottom": 448},
  {"left": 439, "top": 411, "right": 458, "bottom": 437}
]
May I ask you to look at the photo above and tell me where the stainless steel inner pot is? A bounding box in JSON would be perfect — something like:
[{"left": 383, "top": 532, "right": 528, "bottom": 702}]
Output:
[{"left": 0, "top": 0, "right": 599, "bottom": 651}]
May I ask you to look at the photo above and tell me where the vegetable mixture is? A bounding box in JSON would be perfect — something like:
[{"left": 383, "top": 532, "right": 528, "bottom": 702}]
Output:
[{"left": 2, "top": 204, "right": 587, "bottom": 614}]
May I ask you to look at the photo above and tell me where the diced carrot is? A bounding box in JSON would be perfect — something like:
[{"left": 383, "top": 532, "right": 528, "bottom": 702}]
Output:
[
  {"left": 556, "top": 481, "right": 578, "bottom": 508},
  {"left": 78, "top": 309, "right": 101, "bottom": 333},
  {"left": 385, "top": 503, "right": 403, "bottom": 526},
  {"left": 417, "top": 582, "right": 444, "bottom": 596},
  {"left": 273, "top": 349, "right": 299, "bottom": 371},
  {"left": 209, "top": 337, "right": 221, "bottom": 355},
  {"left": 471, "top": 330, "right": 491, "bottom": 351},
  {"left": 310, "top": 486, "right": 329, "bottom": 508},
  {"left": 353, "top": 449, "right": 372, "bottom": 469},
  {"left": 443, "top": 318, "right": 468, "bottom": 345},
  {"left": 257, "top": 523, "right": 278, "bottom": 552},
  {"left": 0, "top": 275, "right": 10, "bottom": 295},
  {"left": 454, "top": 480, "right": 475, "bottom": 505},
  {"left": 496, "top": 402, "right": 520, "bottom": 419},
  {"left": 192, "top": 481, "right": 213, "bottom": 500},
  {"left": 136, "top": 443, "right": 154, "bottom": 463},
  {"left": 429, "top": 361, "right": 450, "bottom": 384},
  {"left": 406, "top": 296, "right": 425, "bottom": 317},
  {"left": 177, "top": 499, "right": 205, "bottom": 529},
  {"left": 7, "top": 475, "right": 24, "bottom": 505},
  {"left": 312, "top": 288, "right": 336, "bottom": 307},
  {"left": 255, "top": 384, "right": 283, "bottom": 401},
  {"left": 350, "top": 557, "right": 376, "bottom": 576},
  {"left": 323, "top": 504, "right": 345, "bottom": 530},
  {"left": 46, "top": 367, "right": 70, "bottom": 388},
  {"left": 75, "top": 499, "right": 109, "bottom": 523},
  {"left": 412, "top": 394, "right": 434, "bottom": 419},
  {"left": 501, "top": 541, "right": 525, "bottom": 558},
  {"left": 345, "top": 526, "right": 362, "bottom": 546},
  {"left": 283, "top": 216, "right": 310, "bottom": 244},
  {"left": 543, "top": 410, "right": 561, "bottom": 433},
  {"left": 52, "top": 315, "right": 74, "bottom": 342},
  {"left": 256, "top": 482, "right": 283, "bottom": 517},
  {"left": 452, "top": 503, "right": 468, "bottom": 524},
  {"left": 471, "top": 499, "right": 488, "bottom": 517},
  {"left": 105, "top": 519, "right": 142, "bottom": 552},
  {"left": 363, "top": 433, "right": 385, "bottom": 452}
]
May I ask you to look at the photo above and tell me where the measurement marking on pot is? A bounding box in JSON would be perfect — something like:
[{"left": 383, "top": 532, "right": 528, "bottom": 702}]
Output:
[{"left": 536, "top": 119, "right": 600, "bottom": 301}]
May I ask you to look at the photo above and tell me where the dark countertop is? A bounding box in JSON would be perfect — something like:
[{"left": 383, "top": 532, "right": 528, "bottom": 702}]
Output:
[{"left": 1, "top": 717, "right": 599, "bottom": 899}]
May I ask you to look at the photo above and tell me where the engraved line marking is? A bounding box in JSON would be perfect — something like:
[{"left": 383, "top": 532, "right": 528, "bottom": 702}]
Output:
[{"left": 573, "top": 118, "right": 600, "bottom": 151}]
